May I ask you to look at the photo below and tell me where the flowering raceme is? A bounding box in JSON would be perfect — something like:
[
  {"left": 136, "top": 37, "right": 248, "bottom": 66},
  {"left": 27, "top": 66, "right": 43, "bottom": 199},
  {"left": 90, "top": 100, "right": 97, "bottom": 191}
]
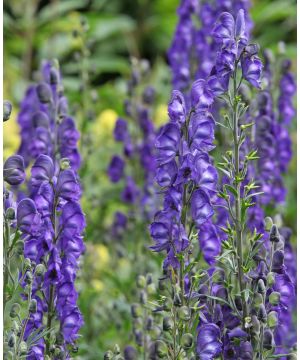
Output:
[{"left": 10, "top": 60, "right": 85, "bottom": 357}]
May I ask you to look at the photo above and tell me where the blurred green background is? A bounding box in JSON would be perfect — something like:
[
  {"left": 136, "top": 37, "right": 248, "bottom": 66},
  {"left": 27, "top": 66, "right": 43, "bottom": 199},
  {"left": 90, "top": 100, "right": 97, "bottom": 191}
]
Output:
[{"left": 3, "top": 0, "right": 297, "bottom": 358}]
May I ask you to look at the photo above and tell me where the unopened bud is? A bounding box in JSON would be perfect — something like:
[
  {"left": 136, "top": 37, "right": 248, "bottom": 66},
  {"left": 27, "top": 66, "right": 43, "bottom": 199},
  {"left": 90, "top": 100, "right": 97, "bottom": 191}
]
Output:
[
  {"left": 267, "top": 272, "right": 275, "bottom": 287},
  {"left": 36, "top": 83, "right": 52, "bottom": 103},
  {"left": 19, "top": 341, "right": 27, "bottom": 355},
  {"left": 35, "top": 264, "right": 46, "bottom": 276},
  {"left": 25, "top": 271, "right": 33, "bottom": 284},
  {"left": 60, "top": 158, "right": 70, "bottom": 170},
  {"left": 114, "top": 344, "right": 121, "bottom": 355},
  {"left": 253, "top": 293, "right": 264, "bottom": 310},
  {"left": 8, "top": 334, "right": 16, "bottom": 348},
  {"left": 150, "top": 325, "right": 161, "bottom": 339},
  {"left": 50, "top": 67, "right": 59, "bottom": 85},
  {"left": 269, "top": 292, "right": 281, "bottom": 306},
  {"left": 6, "top": 207, "right": 15, "bottom": 220},
  {"left": 269, "top": 224, "right": 280, "bottom": 243},
  {"left": 146, "top": 273, "right": 153, "bottom": 284},
  {"left": 147, "top": 283, "right": 156, "bottom": 295},
  {"left": 257, "top": 279, "right": 266, "bottom": 294},
  {"left": 29, "top": 299, "right": 37, "bottom": 313},
  {"left": 264, "top": 217, "right": 273, "bottom": 231},
  {"left": 263, "top": 329, "right": 274, "bottom": 350},
  {"left": 139, "top": 290, "right": 147, "bottom": 305},
  {"left": 3, "top": 100, "right": 12, "bottom": 122},
  {"left": 178, "top": 306, "right": 191, "bottom": 321},
  {"left": 24, "top": 258, "right": 32, "bottom": 270},
  {"left": 267, "top": 311, "right": 279, "bottom": 329},
  {"left": 258, "top": 304, "right": 267, "bottom": 323},
  {"left": 163, "top": 316, "right": 173, "bottom": 331},
  {"left": 173, "top": 293, "right": 182, "bottom": 307},
  {"left": 124, "top": 346, "right": 137, "bottom": 360},
  {"left": 136, "top": 275, "right": 146, "bottom": 288},
  {"left": 104, "top": 351, "right": 113, "bottom": 360},
  {"left": 181, "top": 333, "right": 193, "bottom": 349},
  {"left": 131, "top": 304, "right": 142, "bottom": 318},
  {"left": 10, "top": 303, "right": 21, "bottom": 318},
  {"left": 155, "top": 340, "right": 168, "bottom": 358}
]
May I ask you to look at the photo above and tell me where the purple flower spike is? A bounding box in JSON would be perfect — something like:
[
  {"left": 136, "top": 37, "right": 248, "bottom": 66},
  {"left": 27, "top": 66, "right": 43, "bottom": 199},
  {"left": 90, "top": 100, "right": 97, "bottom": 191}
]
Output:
[
  {"left": 107, "top": 155, "right": 125, "bottom": 183},
  {"left": 191, "top": 189, "right": 214, "bottom": 227},
  {"left": 31, "top": 154, "right": 54, "bottom": 188},
  {"left": 4, "top": 155, "right": 26, "bottom": 185},
  {"left": 197, "top": 323, "right": 222, "bottom": 360},
  {"left": 56, "top": 169, "right": 81, "bottom": 201},
  {"left": 241, "top": 55, "right": 263, "bottom": 88},
  {"left": 168, "top": 90, "right": 186, "bottom": 125}
]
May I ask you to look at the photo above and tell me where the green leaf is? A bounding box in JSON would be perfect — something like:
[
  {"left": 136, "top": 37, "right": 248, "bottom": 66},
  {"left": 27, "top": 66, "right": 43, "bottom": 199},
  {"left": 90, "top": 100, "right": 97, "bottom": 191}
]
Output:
[{"left": 224, "top": 184, "right": 238, "bottom": 198}]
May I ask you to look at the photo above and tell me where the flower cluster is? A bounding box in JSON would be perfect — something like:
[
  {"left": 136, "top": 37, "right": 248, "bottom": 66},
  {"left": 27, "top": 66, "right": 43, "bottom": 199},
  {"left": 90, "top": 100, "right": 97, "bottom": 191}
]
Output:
[{"left": 8, "top": 61, "right": 85, "bottom": 358}]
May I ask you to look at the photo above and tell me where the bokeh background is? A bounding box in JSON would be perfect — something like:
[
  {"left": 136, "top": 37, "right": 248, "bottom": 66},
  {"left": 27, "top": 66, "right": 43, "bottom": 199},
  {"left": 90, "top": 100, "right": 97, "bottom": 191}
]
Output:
[{"left": 3, "top": 0, "right": 297, "bottom": 358}]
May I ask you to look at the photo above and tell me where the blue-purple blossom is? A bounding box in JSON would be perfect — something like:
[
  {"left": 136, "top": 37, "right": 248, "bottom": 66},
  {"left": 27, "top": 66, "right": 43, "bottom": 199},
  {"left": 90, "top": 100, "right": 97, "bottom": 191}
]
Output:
[
  {"left": 4, "top": 155, "right": 26, "bottom": 185},
  {"left": 196, "top": 323, "right": 222, "bottom": 360},
  {"left": 107, "top": 155, "right": 125, "bottom": 183}
]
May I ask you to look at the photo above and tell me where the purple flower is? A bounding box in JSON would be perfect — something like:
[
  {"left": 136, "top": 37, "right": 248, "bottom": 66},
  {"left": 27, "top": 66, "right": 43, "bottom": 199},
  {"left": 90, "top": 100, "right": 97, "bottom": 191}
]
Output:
[
  {"left": 212, "top": 12, "right": 235, "bottom": 44},
  {"left": 156, "top": 123, "right": 181, "bottom": 164},
  {"left": 156, "top": 160, "right": 178, "bottom": 187},
  {"left": 60, "top": 306, "right": 83, "bottom": 343},
  {"left": 4, "top": 155, "right": 26, "bottom": 185},
  {"left": 56, "top": 169, "right": 81, "bottom": 201},
  {"left": 31, "top": 154, "right": 54, "bottom": 188},
  {"left": 189, "top": 111, "right": 215, "bottom": 152},
  {"left": 107, "top": 155, "right": 125, "bottom": 183},
  {"left": 241, "top": 55, "right": 263, "bottom": 88},
  {"left": 121, "top": 177, "right": 139, "bottom": 204},
  {"left": 191, "top": 79, "right": 214, "bottom": 110},
  {"left": 168, "top": 90, "right": 186, "bottom": 125},
  {"left": 197, "top": 323, "right": 222, "bottom": 360},
  {"left": 191, "top": 189, "right": 214, "bottom": 228},
  {"left": 198, "top": 222, "right": 220, "bottom": 265},
  {"left": 114, "top": 118, "right": 128, "bottom": 142},
  {"left": 17, "top": 198, "right": 41, "bottom": 236},
  {"left": 60, "top": 201, "right": 86, "bottom": 238}
]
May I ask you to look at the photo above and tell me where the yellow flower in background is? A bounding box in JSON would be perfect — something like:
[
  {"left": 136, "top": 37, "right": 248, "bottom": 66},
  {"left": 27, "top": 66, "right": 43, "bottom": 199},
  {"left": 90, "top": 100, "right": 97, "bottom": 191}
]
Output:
[
  {"left": 3, "top": 111, "right": 20, "bottom": 159},
  {"left": 154, "top": 104, "right": 168, "bottom": 127},
  {"left": 92, "top": 109, "right": 118, "bottom": 142},
  {"left": 91, "top": 279, "right": 104, "bottom": 292}
]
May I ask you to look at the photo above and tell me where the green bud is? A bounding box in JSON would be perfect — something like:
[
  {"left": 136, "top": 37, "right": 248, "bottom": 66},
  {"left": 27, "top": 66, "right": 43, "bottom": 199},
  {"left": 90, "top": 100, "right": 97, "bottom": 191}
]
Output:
[
  {"left": 269, "top": 292, "right": 281, "bottom": 306},
  {"left": 3, "top": 100, "right": 12, "bottom": 122},
  {"left": 181, "top": 333, "right": 193, "bottom": 349},
  {"left": 12, "top": 320, "right": 20, "bottom": 333},
  {"left": 267, "top": 311, "right": 278, "bottom": 329},
  {"left": 158, "top": 278, "right": 167, "bottom": 291},
  {"left": 4, "top": 351, "right": 13, "bottom": 360},
  {"left": 163, "top": 297, "right": 173, "bottom": 311},
  {"left": 15, "top": 240, "right": 24, "bottom": 256},
  {"left": 178, "top": 306, "right": 191, "bottom": 321},
  {"left": 6, "top": 207, "right": 15, "bottom": 220},
  {"left": 54, "top": 347, "right": 64, "bottom": 359},
  {"left": 19, "top": 341, "right": 27, "bottom": 355},
  {"left": 251, "top": 315, "right": 260, "bottom": 336},
  {"left": 8, "top": 333, "right": 16, "bottom": 348},
  {"left": 133, "top": 318, "right": 143, "bottom": 330},
  {"left": 139, "top": 290, "right": 147, "bottom": 305},
  {"left": 267, "top": 272, "right": 275, "bottom": 287},
  {"left": 163, "top": 316, "right": 173, "bottom": 331},
  {"left": 150, "top": 325, "right": 162, "bottom": 339},
  {"left": 257, "top": 279, "right": 266, "bottom": 294},
  {"left": 25, "top": 271, "right": 33, "bottom": 284},
  {"left": 253, "top": 293, "right": 264, "bottom": 309},
  {"left": 35, "top": 264, "right": 46, "bottom": 276},
  {"left": 131, "top": 304, "right": 142, "bottom": 318},
  {"left": 258, "top": 304, "right": 267, "bottom": 323},
  {"left": 136, "top": 275, "right": 146, "bottom": 288},
  {"left": 155, "top": 340, "right": 168, "bottom": 358},
  {"left": 29, "top": 299, "right": 37, "bottom": 313},
  {"left": 24, "top": 258, "right": 32, "bottom": 270},
  {"left": 60, "top": 158, "right": 71, "bottom": 170},
  {"left": 114, "top": 344, "right": 121, "bottom": 355},
  {"left": 147, "top": 283, "right": 156, "bottom": 295},
  {"left": 10, "top": 303, "right": 21, "bottom": 318},
  {"left": 173, "top": 293, "right": 182, "bottom": 307},
  {"left": 264, "top": 217, "right": 273, "bottom": 231}
]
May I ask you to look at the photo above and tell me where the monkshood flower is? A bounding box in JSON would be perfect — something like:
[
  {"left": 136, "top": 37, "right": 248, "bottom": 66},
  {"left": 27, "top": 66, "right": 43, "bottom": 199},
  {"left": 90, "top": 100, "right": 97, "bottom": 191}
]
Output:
[
  {"left": 4, "top": 155, "right": 26, "bottom": 186},
  {"left": 196, "top": 323, "right": 222, "bottom": 360}
]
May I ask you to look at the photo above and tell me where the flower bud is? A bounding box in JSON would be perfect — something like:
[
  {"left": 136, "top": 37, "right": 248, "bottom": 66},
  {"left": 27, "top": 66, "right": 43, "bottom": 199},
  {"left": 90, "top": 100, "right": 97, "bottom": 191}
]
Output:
[
  {"left": 234, "top": 296, "right": 243, "bottom": 311},
  {"left": 163, "top": 298, "right": 173, "bottom": 311},
  {"left": 263, "top": 329, "right": 274, "bottom": 350},
  {"left": 60, "top": 158, "right": 71, "bottom": 170},
  {"left": 36, "top": 82, "right": 52, "bottom": 103},
  {"left": 269, "top": 224, "right": 280, "bottom": 243},
  {"left": 155, "top": 340, "right": 168, "bottom": 358},
  {"left": 266, "top": 272, "right": 275, "bottom": 287},
  {"left": 278, "top": 41, "right": 286, "bottom": 55},
  {"left": 104, "top": 351, "right": 114, "bottom": 360},
  {"left": 146, "top": 273, "right": 153, "bottom": 284},
  {"left": 264, "top": 217, "right": 273, "bottom": 231},
  {"left": 150, "top": 325, "right": 162, "bottom": 339},
  {"left": 245, "top": 43, "right": 260, "bottom": 56},
  {"left": 25, "top": 271, "right": 33, "bottom": 284},
  {"left": 269, "top": 292, "right": 281, "bottom": 306},
  {"left": 139, "top": 290, "right": 147, "bottom": 305},
  {"left": 10, "top": 303, "right": 21, "bottom": 318},
  {"left": 24, "top": 258, "right": 32, "bottom": 270},
  {"left": 15, "top": 240, "right": 24, "bottom": 256},
  {"left": 133, "top": 318, "right": 143, "bottom": 330},
  {"left": 163, "top": 316, "right": 173, "bottom": 331},
  {"left": 173, "top": 293, "right": 182, "bottom": 307},
  {"left": 267, "top": 311, "right": 279, "bottom": 329},
  {"left": 181, "top": 333, "right": 193, "bottom": 349},
  {"left": 50, "top": 67, "right": 59, "bottom": 85},
  {"left": 147, "top": 283, "right": 156, "bottom": 295},
  {"left": 3, "top": 100, "right": 12, "bottom": 122},
  {"left": 35, "top": 264, "right": 46, "bottom": 276},
  {"left": 8, "top": 333, "right": 16, "bottom": 348},
  {"left": 4, "top": 351, "right": 13, "bottom": 360},
  {"left": 178, "top": 306, "right": 191, "bottom": 321},
  {"left": 131, "top": 304, "right": 142, "bottom": 318},
  {"left": 253, "top": 293, "right": 264, "bottom": 310},
  {"left": 146, "top": 316, "right": 153, "bottom": 331},
  {"left": 124, "top": 346, "right": 137, "bottom": 360},
  {"left": 158, "top": 278, "right": 167, "bottom": 291},
  {"left": 258, "top": 304, "right": 267, "bottom": 323},
  {"left": 12, "top": 320, "right": 20, "bottom": 333},
  {"left": 251, "top": 315, "right": 260, "bottom": 336},
  {"left": 136, "top": 275, "right": 146, "bottom": 288},
  {"left": 257, "top": 279, "right": 266, "bottom": 294},
  {"left": 19, "top": 341, "right": 27, "bottom": 355},
  {"left": 114, "top": 344, "right": 121, "bottom": 355},
  {"left": 134, "top": 330, "right": 143, "bottom": 346},
  {"left": 29, "top": 299, "right": 37, "bottom": 313},
  {"left": 272, "top": 250, "right": 284, "bottom": 273},
  {"left": 6, "top": 207, "right": 15, "bottom": 220}
]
